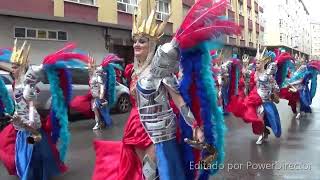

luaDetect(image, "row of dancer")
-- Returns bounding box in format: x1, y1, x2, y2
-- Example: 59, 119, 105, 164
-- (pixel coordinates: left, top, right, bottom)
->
213, 47, 320, 145
0, 0, 242, 180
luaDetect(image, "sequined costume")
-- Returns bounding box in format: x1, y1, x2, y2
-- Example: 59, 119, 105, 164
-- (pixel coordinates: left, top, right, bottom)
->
241, 49, 282, 144
0, 42, 90, 179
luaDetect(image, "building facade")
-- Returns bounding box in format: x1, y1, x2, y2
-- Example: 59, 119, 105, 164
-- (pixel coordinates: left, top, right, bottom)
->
216, 0, 264, 57
0, 0, 192, 64
263, 0, 311, 58
311, 22, 320, 59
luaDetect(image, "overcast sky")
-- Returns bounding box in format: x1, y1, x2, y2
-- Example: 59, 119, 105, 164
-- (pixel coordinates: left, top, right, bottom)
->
305, 0, 320, 23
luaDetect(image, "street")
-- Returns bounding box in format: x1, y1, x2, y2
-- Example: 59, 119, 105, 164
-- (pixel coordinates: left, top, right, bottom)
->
1, 87, 320, 180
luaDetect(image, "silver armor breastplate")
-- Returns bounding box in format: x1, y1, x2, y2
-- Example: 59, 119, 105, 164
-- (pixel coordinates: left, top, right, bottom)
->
257, 74, 272, 101
13, 85, 41, 130
136, 73, 177, 144
90, 72, 103, 98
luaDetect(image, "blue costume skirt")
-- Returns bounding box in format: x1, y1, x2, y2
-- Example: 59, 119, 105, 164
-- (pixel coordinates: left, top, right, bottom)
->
15, 129, 61, 180
263, 102, 281, 137
155, 139, 186, 180
94, 99, 112, 126
299, 87, 312, 113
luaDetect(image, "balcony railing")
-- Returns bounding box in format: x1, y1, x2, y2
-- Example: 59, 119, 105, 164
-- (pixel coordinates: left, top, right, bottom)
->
229, 37, 237, 45
254, 2, 258, 12
228, 9, 236, 22
248, 19, 253, 30
247, 0, 252, 8
240, 40, 246, 47
239, 15, 245, 27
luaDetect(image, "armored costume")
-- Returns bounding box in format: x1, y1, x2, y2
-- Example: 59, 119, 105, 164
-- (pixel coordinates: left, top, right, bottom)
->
0, 42, 90, 179
240, 48, 282, 145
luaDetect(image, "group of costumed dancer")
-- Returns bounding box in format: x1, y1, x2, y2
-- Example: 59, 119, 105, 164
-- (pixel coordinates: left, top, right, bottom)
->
0, 0, 319, 180
217, 46, 320, 145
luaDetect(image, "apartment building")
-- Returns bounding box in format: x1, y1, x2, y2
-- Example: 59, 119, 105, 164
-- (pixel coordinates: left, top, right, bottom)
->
263, 0, 311, 58
0, 0, 193, 64
311, 22, 320, 59
219, 0, 264, 57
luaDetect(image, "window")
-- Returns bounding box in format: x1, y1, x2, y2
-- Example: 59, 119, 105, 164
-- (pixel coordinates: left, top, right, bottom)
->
48, 31, 57, 39
14, 28, 25, 38
156, 0, 170, 21
14, 27, 68, 41
26, 29, 36, 38
37, 30, 47, 39
255, 12, 258, 21
239, 1, 243, 15
58, 31, 68, 41
249, 31, 252, 42
183, 5, 189, 18
247, 8, 252, 19
65, 0, 96, 6
117, 0, 138, 14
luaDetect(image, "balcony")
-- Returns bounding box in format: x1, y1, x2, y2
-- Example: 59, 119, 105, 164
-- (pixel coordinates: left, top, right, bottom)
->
228, 9, 236, 22
239, 15, 244, 27
240, 40, 246, 47
182, 0, 194, 7
248, 19, 253, 30
254, 2, 258, 12
256, 23, 259, 33
247, 0, 252, 8
229, 37, 237, 45
259, 6, 264, 13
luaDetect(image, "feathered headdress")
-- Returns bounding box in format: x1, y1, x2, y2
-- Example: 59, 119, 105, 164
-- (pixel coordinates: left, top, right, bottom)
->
100, 54, 122, 107
132, 0, 170, 39
177, 0, 241, 178
42, 43, 90, 162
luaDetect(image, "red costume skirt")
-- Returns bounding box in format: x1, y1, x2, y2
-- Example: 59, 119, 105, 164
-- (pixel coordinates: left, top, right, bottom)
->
92, 107, 152, 180
280, 88, 299, 114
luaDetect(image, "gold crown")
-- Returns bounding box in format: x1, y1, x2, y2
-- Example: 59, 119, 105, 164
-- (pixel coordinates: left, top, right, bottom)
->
132, 0, 170, 40
256, 47, 271, 65
10, 39, 30, 66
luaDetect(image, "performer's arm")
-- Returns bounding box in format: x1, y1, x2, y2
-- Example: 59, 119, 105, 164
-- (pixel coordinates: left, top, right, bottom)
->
164, 82, 204, 142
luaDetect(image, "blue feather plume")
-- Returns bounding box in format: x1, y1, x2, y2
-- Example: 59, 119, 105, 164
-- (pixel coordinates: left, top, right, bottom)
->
0, 77, 14, 115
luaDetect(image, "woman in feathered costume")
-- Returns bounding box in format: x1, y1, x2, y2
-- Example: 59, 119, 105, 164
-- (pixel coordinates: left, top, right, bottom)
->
241, 48, 282, 145
92, 0, 240, 179
87, 54, 120, 130
227, 53, 256, 118
281, 58, 320, 118
0, 40, 90, 180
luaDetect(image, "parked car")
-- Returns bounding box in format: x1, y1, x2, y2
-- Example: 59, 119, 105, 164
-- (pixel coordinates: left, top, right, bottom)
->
0, 67, 131, 117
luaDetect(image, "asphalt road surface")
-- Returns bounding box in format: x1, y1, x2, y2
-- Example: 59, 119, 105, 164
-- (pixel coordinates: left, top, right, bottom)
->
1, 85, 320, 180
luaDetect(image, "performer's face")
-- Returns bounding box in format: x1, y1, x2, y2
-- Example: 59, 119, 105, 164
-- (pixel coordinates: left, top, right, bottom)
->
11, 63, 20, 76
133, 36, 149, 61
256, 61, 262, 71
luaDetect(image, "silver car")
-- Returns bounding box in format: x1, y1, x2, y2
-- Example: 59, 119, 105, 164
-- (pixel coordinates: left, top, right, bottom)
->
0, 68, 131, 117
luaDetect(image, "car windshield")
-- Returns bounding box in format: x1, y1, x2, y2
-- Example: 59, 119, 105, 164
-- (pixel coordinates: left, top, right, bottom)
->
41, 68, 89, 85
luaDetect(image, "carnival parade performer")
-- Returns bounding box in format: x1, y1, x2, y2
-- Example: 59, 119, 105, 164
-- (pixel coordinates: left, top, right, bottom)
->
0, 41, 90, 180
87, 54, 121, 130
93, 0, 241, 179
281, 58, 320, 118
226, 54, 255, 118
239, 48, 282, 145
